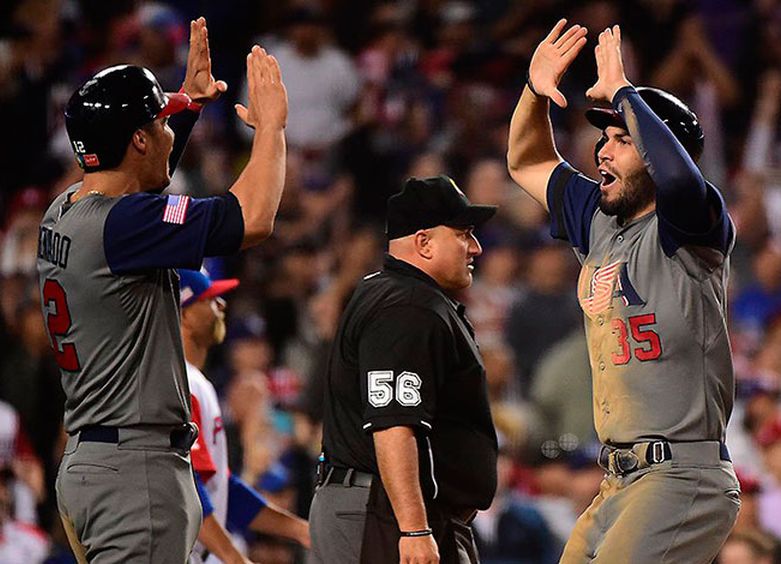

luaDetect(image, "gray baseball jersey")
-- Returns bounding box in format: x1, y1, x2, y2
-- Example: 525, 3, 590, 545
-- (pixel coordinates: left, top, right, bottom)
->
547, 162, 735, 445
37, 185, 243, 432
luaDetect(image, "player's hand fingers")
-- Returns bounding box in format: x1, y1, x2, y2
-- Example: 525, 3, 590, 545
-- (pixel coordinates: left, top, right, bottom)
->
550, 88, 567, 108
553, 24, 582, 49
246, 52, 257, 99
613, 24, 621, 43
269, 55, 282, 84
562, 36, 588, 66
558, 26, 587, 53
234, 103, 249, 123
544, 18, 567, 43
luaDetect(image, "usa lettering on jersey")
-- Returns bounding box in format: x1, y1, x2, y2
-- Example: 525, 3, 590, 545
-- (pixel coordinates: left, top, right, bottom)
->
579, 261, 645, 315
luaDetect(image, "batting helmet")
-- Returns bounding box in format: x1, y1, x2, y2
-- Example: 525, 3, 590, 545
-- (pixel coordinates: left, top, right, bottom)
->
586, 87, 704, 164
64, 65, 190, 172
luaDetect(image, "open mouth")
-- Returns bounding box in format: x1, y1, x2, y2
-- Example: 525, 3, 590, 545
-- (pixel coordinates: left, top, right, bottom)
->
599, 169, 617, 188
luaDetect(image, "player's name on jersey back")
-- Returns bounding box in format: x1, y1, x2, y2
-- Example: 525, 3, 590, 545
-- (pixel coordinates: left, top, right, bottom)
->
38, 226, 72, 269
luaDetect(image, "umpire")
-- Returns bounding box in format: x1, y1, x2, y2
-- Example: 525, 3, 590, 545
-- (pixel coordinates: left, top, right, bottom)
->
309, 176, 499, 564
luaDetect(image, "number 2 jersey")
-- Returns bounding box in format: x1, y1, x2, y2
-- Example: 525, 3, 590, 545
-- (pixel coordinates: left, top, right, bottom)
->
547, 161, 735, 445
36, 187, 243, 433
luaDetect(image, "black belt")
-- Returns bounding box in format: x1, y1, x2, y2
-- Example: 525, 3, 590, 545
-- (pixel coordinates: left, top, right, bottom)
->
75, 423, 199, 451
322, 466, 374, 488
598, 440, 731, 476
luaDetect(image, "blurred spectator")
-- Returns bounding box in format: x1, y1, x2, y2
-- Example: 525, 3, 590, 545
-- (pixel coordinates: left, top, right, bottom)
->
240, 5, 360, 152
717, 530, 778, 564
732, 243, 781, 347
467, 244, 522, 350
129, 2, 187, 89
473, 449, 559, 564
0, 400, 45, 525
733, 470, 766, 536
756, 414, 781, 539
530, 330, 596, 450
727, 379, 781, 478
0, 467, 49, 564
0, 186, 48, 276
505, 244, 580, 396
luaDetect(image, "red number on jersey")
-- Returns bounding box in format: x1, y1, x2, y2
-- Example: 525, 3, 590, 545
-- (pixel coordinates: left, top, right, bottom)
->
42, 279, 81, 372
610, 313, 662, 365
629, 313, 662, 361
610, 318, 631, 365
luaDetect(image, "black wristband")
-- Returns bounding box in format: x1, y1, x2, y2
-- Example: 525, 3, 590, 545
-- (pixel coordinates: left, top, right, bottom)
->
400, 528, 433, 537
526, 69, 542, 97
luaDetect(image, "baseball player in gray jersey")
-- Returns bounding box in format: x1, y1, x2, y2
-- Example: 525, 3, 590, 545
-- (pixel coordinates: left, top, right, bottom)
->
507, 20, 740, 563
36, 18, 288, 563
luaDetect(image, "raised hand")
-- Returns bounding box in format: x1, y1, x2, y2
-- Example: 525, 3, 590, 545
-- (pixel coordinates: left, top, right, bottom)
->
235, 45, 288, 130
528, 18, 588, 108
181, 17, 228, 103
586, 25, 632, 103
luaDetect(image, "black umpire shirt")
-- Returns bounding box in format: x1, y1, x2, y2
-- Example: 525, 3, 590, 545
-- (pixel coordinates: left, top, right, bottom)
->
322, 254, 498, 511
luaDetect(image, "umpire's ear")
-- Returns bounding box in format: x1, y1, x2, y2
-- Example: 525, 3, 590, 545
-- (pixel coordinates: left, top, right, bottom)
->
413, 229, 434, 259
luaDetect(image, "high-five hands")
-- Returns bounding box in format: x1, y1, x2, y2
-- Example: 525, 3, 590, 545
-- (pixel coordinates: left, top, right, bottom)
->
527, 18, 588, 108
586, 25, 633, 103
235, 46, 288, 130
182, 17, 228, 103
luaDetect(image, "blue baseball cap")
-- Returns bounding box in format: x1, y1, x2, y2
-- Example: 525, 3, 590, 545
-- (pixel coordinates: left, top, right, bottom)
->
178, 269, 239, 308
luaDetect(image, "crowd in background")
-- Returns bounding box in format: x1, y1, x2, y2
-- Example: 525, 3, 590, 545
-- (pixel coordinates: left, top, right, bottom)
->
1, 0, 781, 562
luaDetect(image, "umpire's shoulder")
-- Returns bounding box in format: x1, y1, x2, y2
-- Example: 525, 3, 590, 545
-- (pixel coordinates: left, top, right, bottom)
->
362, 268, 453, 325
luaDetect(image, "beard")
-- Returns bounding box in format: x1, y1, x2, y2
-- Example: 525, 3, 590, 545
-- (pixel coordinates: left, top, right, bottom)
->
598, 167, 656, 222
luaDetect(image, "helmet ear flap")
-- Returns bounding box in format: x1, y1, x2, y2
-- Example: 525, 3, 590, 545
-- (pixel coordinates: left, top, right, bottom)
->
594, 135, 607, 166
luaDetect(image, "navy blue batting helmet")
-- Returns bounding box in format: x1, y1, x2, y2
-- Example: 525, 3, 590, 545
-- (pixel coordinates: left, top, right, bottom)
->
64, 65, 189, 172
587, 87, 704, 164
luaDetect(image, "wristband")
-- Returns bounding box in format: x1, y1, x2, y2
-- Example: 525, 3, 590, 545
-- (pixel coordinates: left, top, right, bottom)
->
526, 69, 542, 97
400, 528, 433, 537
178, 87, 203, 112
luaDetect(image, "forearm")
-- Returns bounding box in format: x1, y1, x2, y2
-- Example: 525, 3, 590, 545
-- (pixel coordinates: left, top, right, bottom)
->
199, 514, 248, 564
614, 87, 709, 228
373, 426, 428, 531
249, 502, 310, 547
168, 110, 199, 175
231, 125, 286, 247
507, 86, 561, 208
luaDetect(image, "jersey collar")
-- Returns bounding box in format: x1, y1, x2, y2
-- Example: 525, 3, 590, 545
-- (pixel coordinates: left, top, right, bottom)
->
383, 253, 464, 313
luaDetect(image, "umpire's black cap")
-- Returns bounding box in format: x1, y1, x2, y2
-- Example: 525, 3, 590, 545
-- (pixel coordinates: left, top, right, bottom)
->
65, 65, 190, 172
585, 86, 704, 162
386, 175, 497, 240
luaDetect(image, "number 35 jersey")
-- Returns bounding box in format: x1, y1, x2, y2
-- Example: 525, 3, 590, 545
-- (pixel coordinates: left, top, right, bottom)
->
36, 185, 243, 433
547, 162, 735, 445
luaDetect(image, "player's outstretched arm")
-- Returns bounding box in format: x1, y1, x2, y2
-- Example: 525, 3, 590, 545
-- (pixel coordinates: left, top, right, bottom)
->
231, 46, 288, 248
249, 502, 310, 548
199, 514, 256, 564
507, 19, 587, 209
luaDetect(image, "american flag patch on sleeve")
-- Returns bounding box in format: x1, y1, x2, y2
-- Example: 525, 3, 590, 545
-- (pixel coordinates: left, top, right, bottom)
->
162, 195, 190, 224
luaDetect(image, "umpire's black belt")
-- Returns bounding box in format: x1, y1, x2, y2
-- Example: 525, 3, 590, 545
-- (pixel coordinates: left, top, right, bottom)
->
598, 440, 731, 476
73, 423, 199, 451
321, 466, 374, 488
